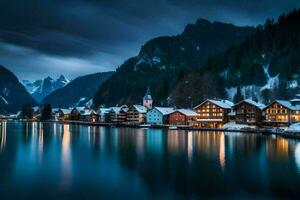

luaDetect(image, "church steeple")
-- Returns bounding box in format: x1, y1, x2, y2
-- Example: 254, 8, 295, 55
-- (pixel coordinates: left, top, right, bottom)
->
143, 86, 153, 109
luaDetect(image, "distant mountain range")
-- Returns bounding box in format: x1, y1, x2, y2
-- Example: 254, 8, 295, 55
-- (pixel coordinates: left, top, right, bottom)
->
93, 18, 255, 107
43, 72, 113, 108
22, 75, 70, 102
0, 65, 36, 114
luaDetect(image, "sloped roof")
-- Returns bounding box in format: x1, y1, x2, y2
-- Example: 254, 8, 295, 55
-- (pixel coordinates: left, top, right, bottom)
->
60, 109, 72, 115
98, 108, 111, 114
154, 107, 175, 115
194, 99, 233, 109
132, 105, 147, 113
81, 109, 97, 116
235, 99, 265, 110
264, 100, 300, 111
143, 87, 152, 100
175, 109, 199, 116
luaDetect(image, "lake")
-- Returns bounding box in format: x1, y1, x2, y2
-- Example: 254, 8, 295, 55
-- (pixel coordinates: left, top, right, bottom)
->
0, 122, 299, 199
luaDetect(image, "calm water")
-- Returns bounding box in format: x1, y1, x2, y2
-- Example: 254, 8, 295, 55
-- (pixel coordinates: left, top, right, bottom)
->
0, 122, 299, 199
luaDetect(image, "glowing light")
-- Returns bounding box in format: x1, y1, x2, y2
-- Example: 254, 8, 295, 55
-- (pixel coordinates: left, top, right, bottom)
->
0, 121, 7, 152
187, 131, 193, 163
295, 144, 300, 173
219, 133, 226, 171
60, 124, 72, 189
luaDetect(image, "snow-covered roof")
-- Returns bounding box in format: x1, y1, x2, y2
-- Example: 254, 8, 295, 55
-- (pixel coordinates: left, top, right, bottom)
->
154, 107, 175, 115
59, 109, 72, 115
109, 107, 127, 114
194, 99, 233, 109
132, 105, 147, 113
32, 106, 40, 112
75, 106, 86, 112
98, 108, 111, 114
264, 100, 300, 111
175, 109, 199, 116
235, 99, 265, 110
81, 109, 97, 116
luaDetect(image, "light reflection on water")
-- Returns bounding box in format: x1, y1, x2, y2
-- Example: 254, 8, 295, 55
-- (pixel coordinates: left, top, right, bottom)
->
0, 122, 299, 199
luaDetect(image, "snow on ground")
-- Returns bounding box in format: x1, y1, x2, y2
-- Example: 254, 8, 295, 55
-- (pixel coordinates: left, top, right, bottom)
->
224, 122, 256, 130
286, 122, 300, 132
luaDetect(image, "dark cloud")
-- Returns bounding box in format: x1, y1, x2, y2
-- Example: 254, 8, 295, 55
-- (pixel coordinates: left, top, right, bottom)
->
0, 0, 299, 80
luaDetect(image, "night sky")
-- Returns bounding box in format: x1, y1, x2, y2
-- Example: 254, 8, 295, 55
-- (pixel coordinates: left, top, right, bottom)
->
0, 0, 299, 81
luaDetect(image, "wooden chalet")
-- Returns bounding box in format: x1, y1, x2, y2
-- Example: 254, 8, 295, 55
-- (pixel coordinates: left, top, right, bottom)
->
55, 108, 72, 121
105, 106, 128, 124
98, 108, 111, 123
168, 109, 199, 126
263, 96, 300, 126
126, 105, 147, 124
193, 99, 234, 128
234, 99, 265, 125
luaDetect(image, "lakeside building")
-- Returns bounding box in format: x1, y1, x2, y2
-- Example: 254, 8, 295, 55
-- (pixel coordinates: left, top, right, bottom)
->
105, 106, 128, 124
263, 95, 300, 126
55, 108, 72, 121
168, 109, 199, 126
126, 105, 147, 124
98, 108, 111, 123
79, 109, 99, 122
234, 99, 265, 125
193, 99, 234, 128
146, 107, 175, 125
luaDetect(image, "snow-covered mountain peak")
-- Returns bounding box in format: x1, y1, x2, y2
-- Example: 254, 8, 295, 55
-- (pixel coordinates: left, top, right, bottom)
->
22, 75, 70, 102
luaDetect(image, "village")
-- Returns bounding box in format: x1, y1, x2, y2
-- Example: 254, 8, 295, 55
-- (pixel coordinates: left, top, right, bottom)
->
2, 87, 300, 135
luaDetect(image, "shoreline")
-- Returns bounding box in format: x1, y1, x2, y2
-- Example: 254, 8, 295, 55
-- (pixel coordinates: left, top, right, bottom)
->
1, 120, 300, 140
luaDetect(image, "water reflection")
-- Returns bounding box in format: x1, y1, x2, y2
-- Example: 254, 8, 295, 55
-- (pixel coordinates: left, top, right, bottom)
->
0, 122, 299, 199
0, 121, 6, 152
60, 124, 72, 189
295, 144, 300, 173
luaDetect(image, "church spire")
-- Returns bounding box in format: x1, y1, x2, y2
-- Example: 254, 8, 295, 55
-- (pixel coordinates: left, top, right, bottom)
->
143, 86, 153, 109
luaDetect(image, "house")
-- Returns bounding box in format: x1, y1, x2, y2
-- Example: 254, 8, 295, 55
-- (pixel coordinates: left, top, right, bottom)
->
234, 99, 265, 125
193, 99, 234, 128
126, 105, 147, 124
70, 106, 90, 121
55, 108, 72, 121
146, 107, 175, 125
106, 106, 128, 124
263, 95, 300, 126
79, 109, 99, 122
98, 108, 111, 123
168, 109, 199, 126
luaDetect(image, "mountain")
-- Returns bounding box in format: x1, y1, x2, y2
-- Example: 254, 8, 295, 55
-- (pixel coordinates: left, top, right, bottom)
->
43, 72, 114, 108
0, 65, 36, 114
172, 9, 300, 106
22, 75, 70, 102
93, 19, 255, 107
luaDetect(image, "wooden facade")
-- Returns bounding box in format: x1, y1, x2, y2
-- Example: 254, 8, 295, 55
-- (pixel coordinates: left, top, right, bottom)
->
193, 99, 233, 128
264, 100, 300, 126
234, 100, 264, 125
168, 109, 199, 126
126, 105, 147, 124
106, 107, 128, 124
